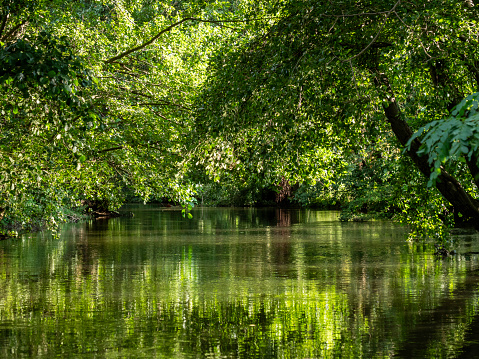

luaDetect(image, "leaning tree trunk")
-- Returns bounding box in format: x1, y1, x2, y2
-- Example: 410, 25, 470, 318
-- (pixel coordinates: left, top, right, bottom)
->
372, 70, 479, 230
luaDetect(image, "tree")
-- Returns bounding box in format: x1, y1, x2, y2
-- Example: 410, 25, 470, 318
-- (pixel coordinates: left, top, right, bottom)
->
194, 0, 479, 233
0, 0, 243, 236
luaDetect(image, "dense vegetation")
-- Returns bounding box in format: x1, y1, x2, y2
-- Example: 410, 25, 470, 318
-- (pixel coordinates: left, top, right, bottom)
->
1, 0, 479, 241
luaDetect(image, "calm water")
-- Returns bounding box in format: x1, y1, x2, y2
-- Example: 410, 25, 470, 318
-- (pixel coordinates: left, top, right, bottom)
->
1, 206, 479, 358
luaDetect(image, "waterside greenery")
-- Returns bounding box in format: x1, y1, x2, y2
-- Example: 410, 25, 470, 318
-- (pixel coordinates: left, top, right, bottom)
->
1, 0, 479, 241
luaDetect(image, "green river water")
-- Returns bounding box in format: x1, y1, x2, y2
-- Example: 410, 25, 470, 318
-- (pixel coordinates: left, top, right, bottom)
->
1, 206, 479, 358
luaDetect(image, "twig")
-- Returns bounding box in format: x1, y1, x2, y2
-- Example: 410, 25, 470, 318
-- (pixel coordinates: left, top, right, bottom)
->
342, 0, 401, 63
138, 101, 190, 110
393, 10, 432, 59
321, 10, 395, 18
104, 17, 249, 64
0, 13, 9, 40
150, 109, 182, 126
98, 146, 124, 153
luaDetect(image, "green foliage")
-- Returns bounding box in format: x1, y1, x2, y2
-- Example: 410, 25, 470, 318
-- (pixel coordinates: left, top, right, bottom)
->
0, 29, 98, 236
407, 92, 479, 187
195, 181, 279, 207
181, 202, 194, 219
0, 30, 94, 99
292, 181, 339, 209
396, 171, 454, 243
193, 0, 479, 237
0, 0, 235, 236
338, 157, 400, 222
2, 0, 479, 239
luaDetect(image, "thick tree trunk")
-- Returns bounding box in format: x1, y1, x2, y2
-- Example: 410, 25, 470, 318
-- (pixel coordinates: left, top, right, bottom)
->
372, 71, 479, 230
467, 155, 479, 190
468, 60, 479, 90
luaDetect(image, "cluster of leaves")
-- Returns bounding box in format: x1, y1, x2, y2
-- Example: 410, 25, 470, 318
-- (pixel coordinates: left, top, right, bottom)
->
408, 92, 479, 187
338, 154, 400, 222
2, 0, 479, 240
0, 29, 97, 236
0, 0, 251, 236
397, 181, 453, 243
193, 0, 479, 238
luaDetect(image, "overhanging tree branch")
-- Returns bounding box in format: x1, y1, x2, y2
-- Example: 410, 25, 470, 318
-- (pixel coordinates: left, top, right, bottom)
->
371, 70, 479, 228
0, 13, 9, 39
104, 17, 247, 64
342, 0, 400, 63
105, 18, 194, 64
138, 101, 190, 110
98, 146, 124, 153
0, 20, 28, 42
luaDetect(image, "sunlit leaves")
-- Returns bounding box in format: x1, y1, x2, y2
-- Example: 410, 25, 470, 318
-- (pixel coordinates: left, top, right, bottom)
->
0, 0, 222, 235
193, 0, 479, 233
407, 92, 479, 187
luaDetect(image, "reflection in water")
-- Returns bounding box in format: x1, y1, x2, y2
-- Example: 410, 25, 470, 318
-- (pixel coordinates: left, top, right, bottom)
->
0, 206, 479, 357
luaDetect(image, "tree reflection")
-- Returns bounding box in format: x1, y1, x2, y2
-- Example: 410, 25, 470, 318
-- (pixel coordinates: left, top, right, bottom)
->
0, 208, 478, 357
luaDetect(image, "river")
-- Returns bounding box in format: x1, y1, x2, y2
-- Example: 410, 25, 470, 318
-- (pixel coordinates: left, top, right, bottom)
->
1, 206, 479, 358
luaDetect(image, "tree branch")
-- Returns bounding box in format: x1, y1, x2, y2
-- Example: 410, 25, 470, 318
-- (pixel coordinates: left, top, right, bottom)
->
469, 61, 479, 90
341, 0, 401, 63
321, 9, 394, 18
138, 101, 190, 110
0, 20, 28, 42
98, 146, 124, 153
371, 69, 479, 226
115, 70, 141, 78
105, 18, 194, 64
467, 155, 479, 190
118, 86, 154, 99
104, 17, 246, 64
150, 109, 182, 126
0, 13, 9, 40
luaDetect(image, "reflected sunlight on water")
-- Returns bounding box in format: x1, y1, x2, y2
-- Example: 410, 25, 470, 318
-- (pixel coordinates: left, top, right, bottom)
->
0, 206, 479, 358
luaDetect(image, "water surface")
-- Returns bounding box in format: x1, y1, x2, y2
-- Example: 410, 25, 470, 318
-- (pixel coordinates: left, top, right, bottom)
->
1, 206, 479, 358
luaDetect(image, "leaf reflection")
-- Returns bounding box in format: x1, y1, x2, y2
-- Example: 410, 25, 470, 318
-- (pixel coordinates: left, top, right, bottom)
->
0, 207, 478, 358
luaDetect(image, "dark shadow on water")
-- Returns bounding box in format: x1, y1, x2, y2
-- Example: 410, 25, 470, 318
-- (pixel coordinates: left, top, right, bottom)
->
393, 267, 479, 358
